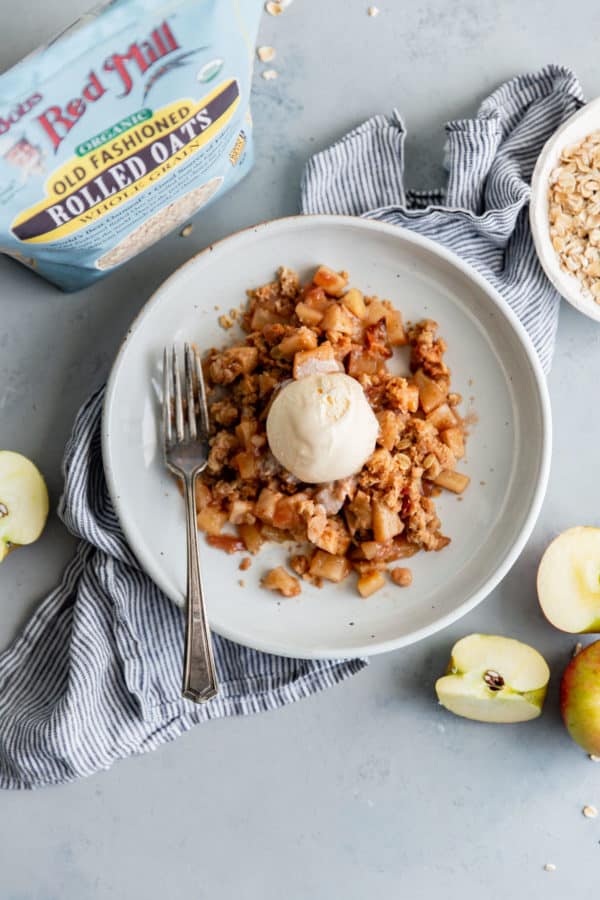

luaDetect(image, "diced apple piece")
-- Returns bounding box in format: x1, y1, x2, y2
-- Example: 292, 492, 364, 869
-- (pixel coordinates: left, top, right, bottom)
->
385, 306, 407, 347
295, 301, 324, 327
258, 373, 278, 397
255, 487, 282, 524
250, 307, 282, 330
0, 451, 49, 561
364, 298, 388, 326
347, 350, 384, 378
301, 285, 330, 311
352, 559, 387, 574
359, 541, 389, 561
364, 319, 392, 358
372, 500, 404, 543
363, 298, 406, 345
231, 451, 257, 479
413, 368, 447, 413
206, 534, 246, 554
260, 524, 292, 543
354, 539, 416, 565
435, 634, 550, 723
272, 494, 309, 531
537, 526, 600, 633
261, 566, 301, 598
342, 288, 367, 319
432, 470, 470, 494
311, 518, 351, 556
313, 265, 348, 297
237, 522, 264, 554
320, 304, 361, 338
440, 426, 465, 459
235, 419, 258, 450
376, 410, 401, 451
427, 403, 457, 431
228, 499, 255, 525
309, 550, 352, 583
273, 327, 317, 358
357, 570, 386, 598
197, 505, 228, 535
293, 342, 343, 380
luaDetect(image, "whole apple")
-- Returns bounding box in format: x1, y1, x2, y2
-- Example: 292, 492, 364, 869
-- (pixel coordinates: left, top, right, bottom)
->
560, 641, 600, 755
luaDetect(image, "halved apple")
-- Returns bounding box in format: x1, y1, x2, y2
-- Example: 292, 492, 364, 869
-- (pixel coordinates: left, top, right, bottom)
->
435, 634, 550, 723
537, 526, 600, 633
0, 451, 49, 561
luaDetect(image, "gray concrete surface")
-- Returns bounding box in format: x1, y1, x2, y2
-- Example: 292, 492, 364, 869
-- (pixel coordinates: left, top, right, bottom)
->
2, 1, 600, 897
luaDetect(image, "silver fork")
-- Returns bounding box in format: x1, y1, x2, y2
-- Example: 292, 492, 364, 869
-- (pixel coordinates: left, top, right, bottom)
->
163, 343, 218, 703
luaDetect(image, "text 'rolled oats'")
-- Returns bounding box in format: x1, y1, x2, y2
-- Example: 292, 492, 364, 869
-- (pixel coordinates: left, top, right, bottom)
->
0, 0, 264, 291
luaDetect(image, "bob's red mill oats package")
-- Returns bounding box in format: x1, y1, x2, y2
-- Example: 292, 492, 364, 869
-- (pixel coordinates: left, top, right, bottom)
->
0, 0, 262, 290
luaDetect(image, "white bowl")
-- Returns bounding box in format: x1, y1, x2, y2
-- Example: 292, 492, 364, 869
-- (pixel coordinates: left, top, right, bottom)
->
530, 97, 600, 322
103, 215, 551, 659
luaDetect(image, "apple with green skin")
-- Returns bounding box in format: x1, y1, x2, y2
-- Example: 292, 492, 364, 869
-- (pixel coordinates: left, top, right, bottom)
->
537, 526, 600, 633
0, 451, 49, 562
435, 634, 550, 723
561, 641, 600, 755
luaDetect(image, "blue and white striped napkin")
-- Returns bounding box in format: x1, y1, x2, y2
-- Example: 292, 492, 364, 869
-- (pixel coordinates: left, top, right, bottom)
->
0, 65, 582, 788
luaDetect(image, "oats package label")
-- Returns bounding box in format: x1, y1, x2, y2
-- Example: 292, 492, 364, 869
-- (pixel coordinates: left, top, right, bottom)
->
0, 0, 262, 291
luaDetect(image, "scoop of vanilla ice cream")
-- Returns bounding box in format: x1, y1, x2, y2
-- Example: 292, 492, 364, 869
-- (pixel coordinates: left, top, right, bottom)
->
266, 372, 379, 484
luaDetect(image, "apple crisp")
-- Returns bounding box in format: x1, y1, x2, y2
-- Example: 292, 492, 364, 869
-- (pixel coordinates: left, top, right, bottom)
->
197, 265, 470, 598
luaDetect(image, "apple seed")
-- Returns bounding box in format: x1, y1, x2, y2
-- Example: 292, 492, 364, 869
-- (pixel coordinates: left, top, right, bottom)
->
483, 669, 505, 691
0, 502, 7, 518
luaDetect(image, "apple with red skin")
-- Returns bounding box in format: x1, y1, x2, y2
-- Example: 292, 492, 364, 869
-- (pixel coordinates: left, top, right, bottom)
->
561, 641, 600, 755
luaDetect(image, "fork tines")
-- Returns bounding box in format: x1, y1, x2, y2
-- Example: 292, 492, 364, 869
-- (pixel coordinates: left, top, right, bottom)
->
163, 344, 209, 446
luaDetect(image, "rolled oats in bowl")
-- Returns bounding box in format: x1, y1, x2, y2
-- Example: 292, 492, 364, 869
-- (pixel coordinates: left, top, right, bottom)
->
0, 0, 263, 291
549, 130, 600, 303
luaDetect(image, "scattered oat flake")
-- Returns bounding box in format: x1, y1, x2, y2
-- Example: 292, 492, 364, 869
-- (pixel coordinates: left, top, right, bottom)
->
265, 1, 284, 15
262, 68, 278, 80
590, 754, 600, 762
543, 863, 556, 872
367, 5, 379, 15
583, 805, 598, 818
239, 557, 252, 571
219, 314, 234, 330
238, 579, 246, 587
180, 223, 193, 238
257, 45, 276, 62
573, 641, 584, 657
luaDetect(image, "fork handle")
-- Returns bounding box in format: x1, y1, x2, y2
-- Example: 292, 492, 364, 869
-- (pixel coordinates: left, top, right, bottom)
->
181, 473, 219, 703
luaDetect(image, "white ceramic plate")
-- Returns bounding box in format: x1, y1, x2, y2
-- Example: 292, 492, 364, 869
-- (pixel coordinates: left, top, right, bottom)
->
103, 215, 551, 659
530, 97, 600, 321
